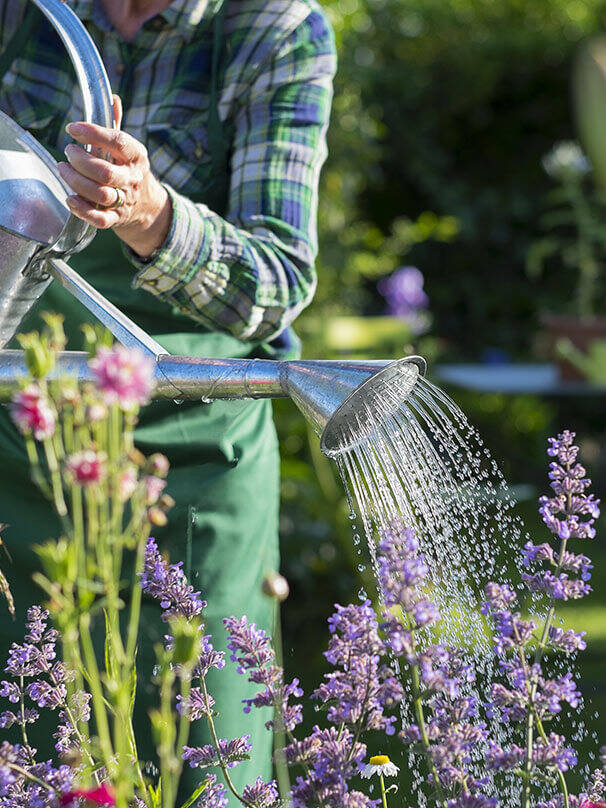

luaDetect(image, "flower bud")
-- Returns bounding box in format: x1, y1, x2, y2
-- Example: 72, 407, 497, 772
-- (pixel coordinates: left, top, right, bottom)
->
86, 402, 108, 423
145, 475, 166, 506
148, 507, 168, 527
128, 448, 147, 467
168, 617, 202, 669
116, 466, 138, 502
262, 572, 290, 602
149, 453, 170, 477
59, 385, 80, 407
40, 313, 67, 352
17, 332, 54, 379
160, 494, 175, 511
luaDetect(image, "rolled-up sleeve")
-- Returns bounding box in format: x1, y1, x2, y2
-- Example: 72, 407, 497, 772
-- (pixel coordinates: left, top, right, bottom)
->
131, 6, 336, 342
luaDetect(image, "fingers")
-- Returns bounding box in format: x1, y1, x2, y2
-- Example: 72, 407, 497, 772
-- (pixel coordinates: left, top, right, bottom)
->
57, 161, 123, 208
66, 121, 143, 163
65, 194, 121, 230
62, 144, 130, 187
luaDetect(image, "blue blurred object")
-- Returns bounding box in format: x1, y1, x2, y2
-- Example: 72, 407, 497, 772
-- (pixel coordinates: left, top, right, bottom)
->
481, 347, 511, 365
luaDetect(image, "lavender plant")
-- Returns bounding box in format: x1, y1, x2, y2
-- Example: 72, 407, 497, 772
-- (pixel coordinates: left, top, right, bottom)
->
483, 431, 601, 808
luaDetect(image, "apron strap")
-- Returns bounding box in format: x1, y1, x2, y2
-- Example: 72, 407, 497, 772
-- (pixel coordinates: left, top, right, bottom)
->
0, 6, 37, 83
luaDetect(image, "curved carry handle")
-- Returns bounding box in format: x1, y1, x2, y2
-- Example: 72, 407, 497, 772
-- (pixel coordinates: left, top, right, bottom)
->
29, 0, 114, 255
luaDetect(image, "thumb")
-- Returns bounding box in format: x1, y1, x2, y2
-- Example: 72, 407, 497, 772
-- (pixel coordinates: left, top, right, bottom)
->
112, 94, 123, 130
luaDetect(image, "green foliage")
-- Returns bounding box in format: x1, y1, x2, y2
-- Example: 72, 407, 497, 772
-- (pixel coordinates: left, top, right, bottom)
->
310, 0, 606, 355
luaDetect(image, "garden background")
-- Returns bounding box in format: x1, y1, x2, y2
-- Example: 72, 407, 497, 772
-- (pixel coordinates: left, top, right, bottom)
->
275, 0, 606, 792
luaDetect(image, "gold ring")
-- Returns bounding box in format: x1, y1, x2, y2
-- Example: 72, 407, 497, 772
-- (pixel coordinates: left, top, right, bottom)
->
108, 187, 126, 210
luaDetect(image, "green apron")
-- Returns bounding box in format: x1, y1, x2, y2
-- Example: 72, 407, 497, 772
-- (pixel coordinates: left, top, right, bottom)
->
0, 5, 281, 801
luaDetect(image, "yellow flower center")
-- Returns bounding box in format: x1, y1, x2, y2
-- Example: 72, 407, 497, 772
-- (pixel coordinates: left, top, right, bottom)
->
370, 755, 390, 765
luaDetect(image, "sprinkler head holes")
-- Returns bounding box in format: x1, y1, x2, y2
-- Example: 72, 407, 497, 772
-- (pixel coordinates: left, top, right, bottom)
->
320, 356, 426, 457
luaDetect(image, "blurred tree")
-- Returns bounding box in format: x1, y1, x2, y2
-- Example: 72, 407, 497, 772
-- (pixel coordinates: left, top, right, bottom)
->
311, 0, 606, 356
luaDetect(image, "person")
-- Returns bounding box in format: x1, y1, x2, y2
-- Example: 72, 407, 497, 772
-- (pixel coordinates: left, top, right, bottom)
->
0, 0, 336, 799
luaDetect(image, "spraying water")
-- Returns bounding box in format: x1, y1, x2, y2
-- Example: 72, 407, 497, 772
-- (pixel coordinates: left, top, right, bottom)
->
326, 369, 520, 656
323, 365, 530, 804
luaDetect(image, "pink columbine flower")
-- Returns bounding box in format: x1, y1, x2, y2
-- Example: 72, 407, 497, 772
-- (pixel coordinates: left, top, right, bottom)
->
10, 384, 55, 440
61, 783, 115, 806
65, 450, 107, 486
89, 346, 155, 411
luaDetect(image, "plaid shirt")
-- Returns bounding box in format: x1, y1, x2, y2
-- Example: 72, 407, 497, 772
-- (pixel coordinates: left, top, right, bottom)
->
0, 0, 335, 342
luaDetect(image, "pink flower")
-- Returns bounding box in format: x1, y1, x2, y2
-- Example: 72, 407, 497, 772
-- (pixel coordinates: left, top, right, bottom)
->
89, 346, 155, 411
10, 384, 55, 440
117, 466, 138, 502
145, 475, 167, 505
65, 450, 107, 486
61, 783, 115, 806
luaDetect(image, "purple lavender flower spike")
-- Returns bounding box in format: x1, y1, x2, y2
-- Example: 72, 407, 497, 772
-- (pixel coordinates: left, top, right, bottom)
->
0, 741, 74, 807
177, 686, 215, 721
182, 735, 252, 769
446, 796, 498, 808
140, 537, 206, 620
548, 627, 587, 653
241, 777, 280, 807
223, 615, 304, 732
287, 725, 377, 808
1, 604, 90, 762
198, 773, 228, 808
312, 601, 402, 735
140, 538, 225, 682
483, 432, 599, 799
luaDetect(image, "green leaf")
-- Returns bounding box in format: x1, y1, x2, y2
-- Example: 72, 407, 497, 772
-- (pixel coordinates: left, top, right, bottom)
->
104, 610, 117, 681
178, 781, 208, 808
147, 781, 162, 808
128, 663, 137, 717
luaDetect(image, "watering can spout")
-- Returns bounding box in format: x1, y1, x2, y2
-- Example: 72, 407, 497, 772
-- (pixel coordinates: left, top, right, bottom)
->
281, 357, 426, 455
0, 352, 427, 456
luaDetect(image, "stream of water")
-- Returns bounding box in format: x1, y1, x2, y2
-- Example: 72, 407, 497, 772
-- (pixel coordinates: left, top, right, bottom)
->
325, 365, 529, 804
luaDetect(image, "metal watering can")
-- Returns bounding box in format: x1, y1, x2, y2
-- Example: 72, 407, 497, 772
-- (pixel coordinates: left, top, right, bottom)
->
0, 0, 426, 456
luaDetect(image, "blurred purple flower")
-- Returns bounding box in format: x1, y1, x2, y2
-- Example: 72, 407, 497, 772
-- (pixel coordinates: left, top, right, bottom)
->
378, 266, 429, 316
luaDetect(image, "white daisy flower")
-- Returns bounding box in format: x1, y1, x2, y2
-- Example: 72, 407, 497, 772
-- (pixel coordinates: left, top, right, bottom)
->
360, 754, 400, 779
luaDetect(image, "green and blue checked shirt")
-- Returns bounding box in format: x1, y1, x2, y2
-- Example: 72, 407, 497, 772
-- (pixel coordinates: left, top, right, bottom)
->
0, 0, 336, 343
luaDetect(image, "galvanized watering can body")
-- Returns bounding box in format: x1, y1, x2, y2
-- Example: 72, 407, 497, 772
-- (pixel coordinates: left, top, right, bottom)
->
0, 0, 113, 347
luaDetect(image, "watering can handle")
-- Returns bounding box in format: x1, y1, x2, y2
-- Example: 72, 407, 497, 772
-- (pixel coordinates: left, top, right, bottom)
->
29, 0, 114, 253
47, 258, 167, 359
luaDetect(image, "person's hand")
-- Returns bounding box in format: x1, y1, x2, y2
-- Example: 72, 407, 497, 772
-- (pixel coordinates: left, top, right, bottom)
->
58, 95, 172, 259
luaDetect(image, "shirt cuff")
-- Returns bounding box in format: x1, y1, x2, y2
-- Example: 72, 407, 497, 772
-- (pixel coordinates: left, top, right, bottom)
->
129, 184, 212, 295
